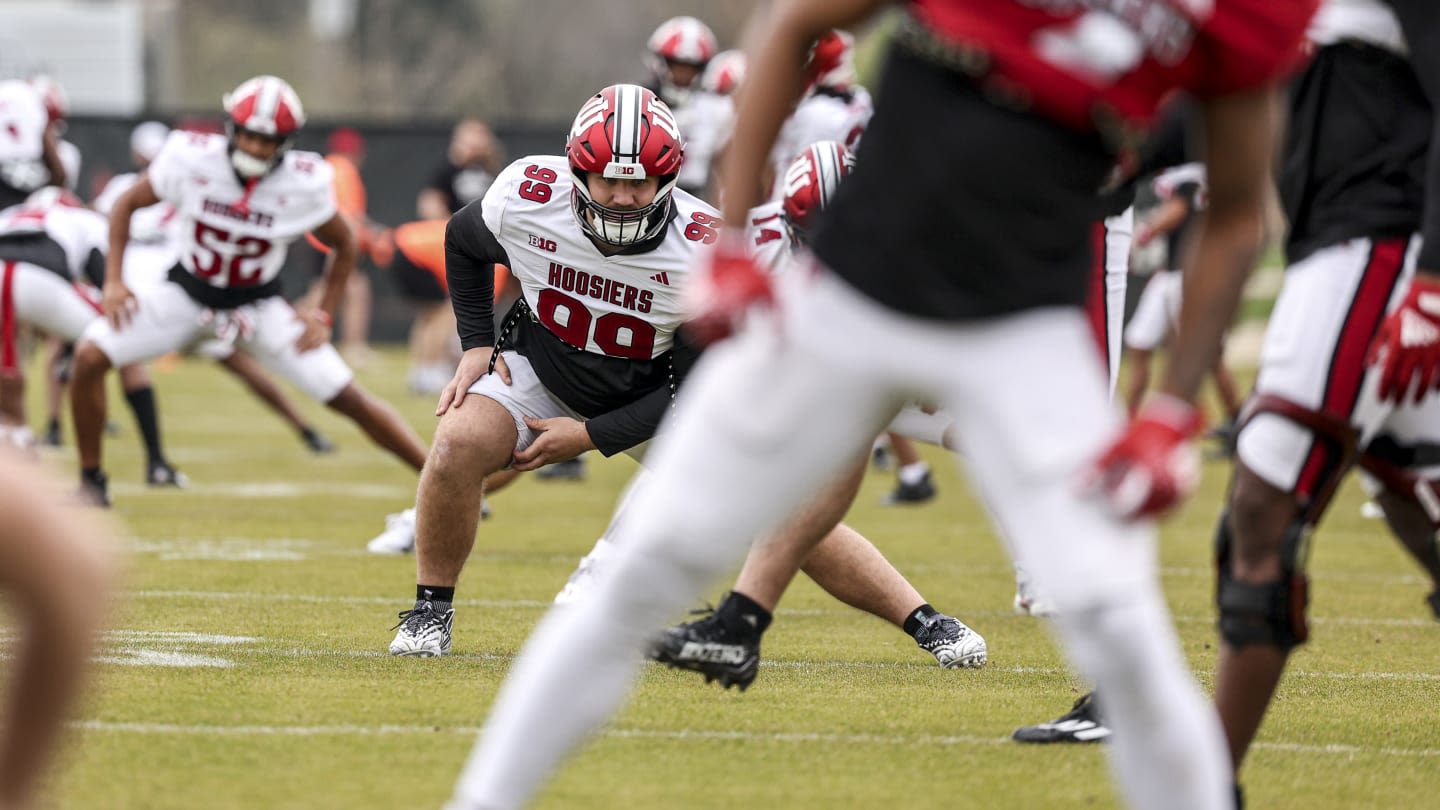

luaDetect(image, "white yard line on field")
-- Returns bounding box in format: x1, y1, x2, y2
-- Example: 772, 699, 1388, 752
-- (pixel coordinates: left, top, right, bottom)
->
70, 720, 1440, 759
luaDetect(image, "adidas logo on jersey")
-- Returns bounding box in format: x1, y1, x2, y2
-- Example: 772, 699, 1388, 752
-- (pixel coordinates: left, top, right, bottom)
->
650, 272, 670, 286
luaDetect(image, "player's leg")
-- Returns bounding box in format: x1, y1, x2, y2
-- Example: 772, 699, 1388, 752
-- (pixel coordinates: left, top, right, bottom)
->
941, 308, 1229, 810
325, 384, 427, 470
115, 362, 184, 486
1216, 236, 1412, 772
215, 349, 334, 453
0, 452, 114, 809
449, 273, 899, 807
882, 432, 936, 504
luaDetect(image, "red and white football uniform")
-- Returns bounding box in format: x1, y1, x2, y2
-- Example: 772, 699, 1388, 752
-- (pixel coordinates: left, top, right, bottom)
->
463, 154, 715, 454
81, 131, 354, 402
0, 80, 51, 208
0, 200, 108, 371
675, 92, 734, 197
769, 88, 872, 198
92, 171, 183, 292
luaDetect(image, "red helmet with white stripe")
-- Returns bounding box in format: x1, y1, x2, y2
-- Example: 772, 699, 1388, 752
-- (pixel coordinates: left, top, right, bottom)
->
700, 50, 746, 96
781, 141, 855, 241
566, 84, 684, 248
804, 30, 857, 91
222, 75, 306, 178
646, 16, 718, 106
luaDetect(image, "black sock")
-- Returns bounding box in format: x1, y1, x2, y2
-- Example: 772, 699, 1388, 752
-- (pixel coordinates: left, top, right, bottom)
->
81, 467, 106, 486
717, 591, 772, 636
123, 386, 165, 464
903, 604, 942, 638
417, 585, 455, 610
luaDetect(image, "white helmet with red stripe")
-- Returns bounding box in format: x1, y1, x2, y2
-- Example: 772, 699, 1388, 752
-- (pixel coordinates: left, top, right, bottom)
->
646, 16, 718, 106
222, 75, 306, 178
566, 84, 684, 248
700, 50, 746, 96
781, 141, 855, 242
26, 74, 68, 126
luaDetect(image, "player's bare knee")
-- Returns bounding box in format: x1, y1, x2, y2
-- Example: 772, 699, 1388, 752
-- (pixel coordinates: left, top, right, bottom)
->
71, 342, 112, 384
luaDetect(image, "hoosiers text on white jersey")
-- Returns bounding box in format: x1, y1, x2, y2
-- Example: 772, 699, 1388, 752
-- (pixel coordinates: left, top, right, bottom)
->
481, 154, 716, 360
146, 131, 336, 289
0, 199, 108, 282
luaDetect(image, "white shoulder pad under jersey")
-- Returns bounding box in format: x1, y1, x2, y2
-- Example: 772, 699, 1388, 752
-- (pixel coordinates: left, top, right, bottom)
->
1310, 0, 1406, 53
0, 81, 47, 164
481, 154, 717, 359
0, 202, 108, 281
744, 200, 795, 276
146, 131, 336, 289
94, 171, 181, 246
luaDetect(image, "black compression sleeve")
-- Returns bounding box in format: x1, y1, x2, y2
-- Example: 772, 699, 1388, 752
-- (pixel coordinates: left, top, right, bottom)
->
444, 201, 510, 350
1388, 0, 1440, 269
584, 331, 703, 456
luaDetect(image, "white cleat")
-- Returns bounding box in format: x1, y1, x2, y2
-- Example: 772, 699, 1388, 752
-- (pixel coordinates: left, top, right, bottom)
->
368, 508, 417, 555
553, 538, 615, 605
915, 614, 988, 669
388, 601, 454, 656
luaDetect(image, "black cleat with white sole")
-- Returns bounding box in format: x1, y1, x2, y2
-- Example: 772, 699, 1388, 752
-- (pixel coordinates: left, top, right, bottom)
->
1012, 691, 1111, 743
648, 607, 760, 692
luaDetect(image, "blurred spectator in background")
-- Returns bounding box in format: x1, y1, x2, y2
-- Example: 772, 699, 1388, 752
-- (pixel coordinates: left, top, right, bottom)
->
369, 219, 510, 394
417, 118, 503, 220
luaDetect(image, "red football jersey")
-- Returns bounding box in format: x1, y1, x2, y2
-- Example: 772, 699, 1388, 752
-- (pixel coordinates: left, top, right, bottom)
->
908, 0, 1318, 136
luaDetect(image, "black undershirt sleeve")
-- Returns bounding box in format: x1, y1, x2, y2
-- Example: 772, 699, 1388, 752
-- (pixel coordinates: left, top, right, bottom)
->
583, 329, 704, 456
444, 201, 510, 350
1388, 0, 1440, 269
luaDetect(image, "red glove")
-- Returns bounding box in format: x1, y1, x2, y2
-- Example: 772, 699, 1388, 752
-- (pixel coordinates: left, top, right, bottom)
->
684, 237, 775, 346
1086, 394, 1203, 520
1367, 274, 1440, 404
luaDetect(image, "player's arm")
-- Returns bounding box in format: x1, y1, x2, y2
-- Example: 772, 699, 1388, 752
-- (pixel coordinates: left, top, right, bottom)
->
719, 0, 888, 224
1157, 87, 1279, 403
582, 332, 704, 457
437, 202, 510, 414
1135, 193, 1193, 247
100, 175, 162, 328
40, 127, 66, 191
295, 212, 357, 352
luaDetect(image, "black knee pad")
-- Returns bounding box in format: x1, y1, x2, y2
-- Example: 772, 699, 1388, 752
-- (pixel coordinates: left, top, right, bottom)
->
1215, 512, 1310, 651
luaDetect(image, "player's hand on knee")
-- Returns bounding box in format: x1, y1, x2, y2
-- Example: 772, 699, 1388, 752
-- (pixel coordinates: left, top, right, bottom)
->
1084, 393, 1202, 520
102, 280, 137, 329
437, 347, 503, 416
292, 308, 333, 352
1368, 274, 1440, 404
684, 237, 774, 346
511, 416, 594, 472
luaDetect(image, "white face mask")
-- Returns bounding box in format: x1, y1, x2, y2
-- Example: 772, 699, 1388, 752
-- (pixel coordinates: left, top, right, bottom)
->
587, 208, 648, 245
230, 149, 273, 179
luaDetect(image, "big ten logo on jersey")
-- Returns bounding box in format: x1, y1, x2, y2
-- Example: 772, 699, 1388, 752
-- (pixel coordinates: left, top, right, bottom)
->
518, 163, 558, 203
528, 234, 557, 252
1023, 0, 1199, 79
540, 261, 658, 359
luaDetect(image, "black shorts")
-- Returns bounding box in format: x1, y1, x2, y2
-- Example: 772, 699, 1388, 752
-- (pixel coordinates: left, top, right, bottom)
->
390, 247, 447, 303
811, 44, 1115, 320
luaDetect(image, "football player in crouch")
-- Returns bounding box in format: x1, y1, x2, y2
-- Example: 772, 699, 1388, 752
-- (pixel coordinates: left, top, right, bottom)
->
560, 141, 987, 684
71, 75, 427, 506
445, 1, 1317, 809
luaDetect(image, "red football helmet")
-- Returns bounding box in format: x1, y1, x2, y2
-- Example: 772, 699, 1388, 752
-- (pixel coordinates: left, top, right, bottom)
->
646, 16, 718, 105
804, 30, 857, 91
700, 50, 746, 96
566, 84, 684, 248
781, 141, 855, 241
222, 75, 306, 177
26, 75, 68, 126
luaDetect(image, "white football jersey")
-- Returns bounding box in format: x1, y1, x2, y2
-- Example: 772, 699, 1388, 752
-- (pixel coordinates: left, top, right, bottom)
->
0, 201, 108, 282
481, 154, 715, 359
769, 87, 872, 198
745, 200, 797, 276
146, 131, 336, 289
94, 171, 182, 246
675, 91, 734, 194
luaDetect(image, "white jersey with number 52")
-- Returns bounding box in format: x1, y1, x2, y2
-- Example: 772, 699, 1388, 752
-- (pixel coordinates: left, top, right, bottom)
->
145, 131, 336, 289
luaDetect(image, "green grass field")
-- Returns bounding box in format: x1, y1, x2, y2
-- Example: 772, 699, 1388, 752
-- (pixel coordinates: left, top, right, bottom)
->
26, 348, 1439, 809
